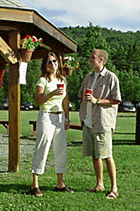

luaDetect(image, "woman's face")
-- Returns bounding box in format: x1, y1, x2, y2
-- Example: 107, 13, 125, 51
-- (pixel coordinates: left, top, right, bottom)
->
47, 55, 58, 74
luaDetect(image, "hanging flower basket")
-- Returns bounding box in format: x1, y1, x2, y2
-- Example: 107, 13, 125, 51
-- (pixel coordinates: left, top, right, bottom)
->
63, 56, 80, 76
20, 35, 43, 62
64, 67, 73, 76
20, 49, 34, 62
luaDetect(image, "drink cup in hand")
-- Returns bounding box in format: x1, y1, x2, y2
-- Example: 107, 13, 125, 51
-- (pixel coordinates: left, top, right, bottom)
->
57, 84, 64, 95
85, 89, 92, 96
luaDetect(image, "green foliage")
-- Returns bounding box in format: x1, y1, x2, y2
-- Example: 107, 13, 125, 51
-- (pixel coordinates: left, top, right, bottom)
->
118, 69, 140, 101
63, 56, 80, 69
1, 23, 140, 106
66, 67, 83, 105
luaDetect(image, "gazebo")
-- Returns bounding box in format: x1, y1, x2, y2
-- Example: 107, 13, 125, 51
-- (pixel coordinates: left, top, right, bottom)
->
0, 0, 77, 172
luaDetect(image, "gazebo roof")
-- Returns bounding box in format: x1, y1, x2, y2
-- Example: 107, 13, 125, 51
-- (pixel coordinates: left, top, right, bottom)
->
0, 0, 30, 9
0, 0, 77, 55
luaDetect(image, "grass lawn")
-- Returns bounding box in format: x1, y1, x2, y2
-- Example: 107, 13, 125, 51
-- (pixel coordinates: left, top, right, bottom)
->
0, 111, 139, 210
0, 110, 137, 143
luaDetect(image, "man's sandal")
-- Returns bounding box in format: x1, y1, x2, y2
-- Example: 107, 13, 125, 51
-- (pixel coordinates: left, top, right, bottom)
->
85, 187, 105, 193
53, 186, 74, 193
106, 191, 119, 199
27, 187, 43, 197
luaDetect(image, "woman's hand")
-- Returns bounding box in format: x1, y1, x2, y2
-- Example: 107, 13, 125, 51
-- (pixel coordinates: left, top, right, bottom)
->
53, 88, 64, 96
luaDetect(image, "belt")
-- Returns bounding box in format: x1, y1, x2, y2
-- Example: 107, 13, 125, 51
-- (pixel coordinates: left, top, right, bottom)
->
48, 111, 63, 114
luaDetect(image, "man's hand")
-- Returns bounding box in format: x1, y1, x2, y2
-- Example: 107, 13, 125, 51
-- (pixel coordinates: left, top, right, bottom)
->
84, 94, 97, 104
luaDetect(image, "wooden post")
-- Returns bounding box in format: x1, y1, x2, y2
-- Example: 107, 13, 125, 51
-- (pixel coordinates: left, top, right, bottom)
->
59, 54, 64, 76
135, 107, 140, 145
8, 30, 20, 172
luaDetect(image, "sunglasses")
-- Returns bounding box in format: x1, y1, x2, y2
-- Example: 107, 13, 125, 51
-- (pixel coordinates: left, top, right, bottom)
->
48, 59, 57, 64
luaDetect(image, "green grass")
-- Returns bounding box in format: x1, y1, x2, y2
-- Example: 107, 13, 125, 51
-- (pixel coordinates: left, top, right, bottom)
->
0, 145, 140, 210
0, 110, 136, 143
113, 112, 136, 143
0, 111, 139, 210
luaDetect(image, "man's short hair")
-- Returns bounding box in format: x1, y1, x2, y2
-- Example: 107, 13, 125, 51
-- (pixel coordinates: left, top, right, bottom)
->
94, 49, 108, 65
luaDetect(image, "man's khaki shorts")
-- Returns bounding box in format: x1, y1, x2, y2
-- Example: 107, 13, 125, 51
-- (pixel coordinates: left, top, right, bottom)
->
82, 124, 112, 159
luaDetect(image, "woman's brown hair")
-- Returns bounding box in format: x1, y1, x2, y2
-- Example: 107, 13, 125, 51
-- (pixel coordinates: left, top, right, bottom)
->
41, 52, 63, 82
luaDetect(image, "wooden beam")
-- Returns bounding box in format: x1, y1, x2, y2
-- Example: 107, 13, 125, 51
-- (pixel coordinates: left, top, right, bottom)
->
33, 12, 77, 52
0, 8, 33, 23
0, 36, 18, 64
8, 30, 20, 172
59, 54, 64, 75
0, 26, 18, 31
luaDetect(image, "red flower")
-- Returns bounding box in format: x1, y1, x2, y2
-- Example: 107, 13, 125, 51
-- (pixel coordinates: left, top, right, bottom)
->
23, 35, 43, 50
39, 38, 43, 42
25, 35, 31, 39
63, 56, 80, 70
32, 36, 37, 42
63, 58, 68, 62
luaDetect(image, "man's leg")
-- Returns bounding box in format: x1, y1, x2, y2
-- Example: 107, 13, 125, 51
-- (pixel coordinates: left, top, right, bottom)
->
92, 156, 105, 191
105, 157, 117, 192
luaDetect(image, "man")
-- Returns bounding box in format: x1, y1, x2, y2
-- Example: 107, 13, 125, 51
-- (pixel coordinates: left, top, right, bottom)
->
78, 49, 121, 199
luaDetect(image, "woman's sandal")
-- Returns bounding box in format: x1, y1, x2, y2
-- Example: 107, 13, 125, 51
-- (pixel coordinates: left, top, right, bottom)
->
106, 191, 119, 199
28, 187, 43, 197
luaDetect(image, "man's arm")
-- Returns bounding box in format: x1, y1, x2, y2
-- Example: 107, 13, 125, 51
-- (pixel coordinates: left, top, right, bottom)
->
85, 94, 121, 105
96, 98, 121, 105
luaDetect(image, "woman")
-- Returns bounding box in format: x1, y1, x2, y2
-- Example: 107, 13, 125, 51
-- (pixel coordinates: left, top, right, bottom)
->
30, 52, 71, 197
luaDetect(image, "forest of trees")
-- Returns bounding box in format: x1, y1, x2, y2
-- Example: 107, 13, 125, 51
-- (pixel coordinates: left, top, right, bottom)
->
1, 23, 140, 109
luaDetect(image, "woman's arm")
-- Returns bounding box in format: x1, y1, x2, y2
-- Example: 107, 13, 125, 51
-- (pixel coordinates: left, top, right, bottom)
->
62, 89, 70, 129
34, 86, 60, 106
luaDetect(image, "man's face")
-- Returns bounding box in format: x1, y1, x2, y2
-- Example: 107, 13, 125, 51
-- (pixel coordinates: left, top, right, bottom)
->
89, 51, 100, 70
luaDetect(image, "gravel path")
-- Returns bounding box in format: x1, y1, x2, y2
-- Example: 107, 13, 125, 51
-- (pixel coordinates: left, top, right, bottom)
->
0, 134, 35, 172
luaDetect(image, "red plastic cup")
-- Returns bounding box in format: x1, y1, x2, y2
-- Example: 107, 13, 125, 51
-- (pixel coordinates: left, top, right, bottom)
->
85, 89, 92, 96
57, 84, 64, 95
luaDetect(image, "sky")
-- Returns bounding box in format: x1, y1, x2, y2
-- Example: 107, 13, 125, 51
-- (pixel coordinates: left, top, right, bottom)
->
18, 0, 140, 32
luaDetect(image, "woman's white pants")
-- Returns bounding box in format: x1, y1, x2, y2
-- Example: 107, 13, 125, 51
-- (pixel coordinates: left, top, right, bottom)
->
31, 112, 67, 175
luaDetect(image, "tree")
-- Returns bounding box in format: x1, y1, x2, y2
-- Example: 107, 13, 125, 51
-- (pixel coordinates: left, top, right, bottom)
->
66, 23, 116, 106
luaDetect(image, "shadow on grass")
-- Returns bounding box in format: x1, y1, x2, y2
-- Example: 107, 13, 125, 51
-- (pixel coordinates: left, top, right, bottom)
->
67, 140, 136, 146
0, 171, 8, 173
113, 140, 136, 145
114, 132, 135, 135
0, 184, 54, 194
20, 135, 137, 146
20, 136, 36, 141
0, 184, 79, 194
0, 185, 95, 195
